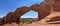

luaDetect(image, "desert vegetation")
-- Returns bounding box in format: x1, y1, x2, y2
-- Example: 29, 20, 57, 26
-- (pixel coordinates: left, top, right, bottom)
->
20, 18, 38, 25
0, 17, 38, 25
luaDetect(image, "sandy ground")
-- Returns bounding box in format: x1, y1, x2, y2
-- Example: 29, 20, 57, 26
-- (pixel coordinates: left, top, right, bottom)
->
1, 22, 60, 26
20, 22, 60, 26
1, 23, 60, 26
0, 23, 19, 26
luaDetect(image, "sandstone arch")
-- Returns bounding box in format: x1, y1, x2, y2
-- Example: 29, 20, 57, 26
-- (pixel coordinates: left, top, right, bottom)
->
30, 4, 50, 20
1, 0, 59, 25
15, 6, 31, 16
0, 6, 31, 25
0, 4, 51, 25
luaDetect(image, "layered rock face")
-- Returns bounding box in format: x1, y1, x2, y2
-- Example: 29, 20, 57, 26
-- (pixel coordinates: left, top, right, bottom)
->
46, 0, 60, 21
30, 4, 50, 20
51, 0, 60, 21
40, 0, 60, 24
52, 0, 60, 11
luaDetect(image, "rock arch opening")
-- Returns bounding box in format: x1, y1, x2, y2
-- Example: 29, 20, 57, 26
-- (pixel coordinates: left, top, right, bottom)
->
21, 10, 38, 18
20, 10, 38, 24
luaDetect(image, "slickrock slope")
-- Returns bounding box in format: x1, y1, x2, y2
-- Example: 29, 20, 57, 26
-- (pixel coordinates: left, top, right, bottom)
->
39, 0, 60, 24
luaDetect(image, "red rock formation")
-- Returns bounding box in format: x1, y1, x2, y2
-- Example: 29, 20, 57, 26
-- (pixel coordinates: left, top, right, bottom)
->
0, 3, 51, 25
2, 0, 60, 25
15, 6, 31, 16
46, 0, 60, 22
15, 6, 31, 24
0, 12, 17, 24
39, 0, 60, 24
0, 6, 30, 25
46, 0, 60, 21
52, 0, 60, 11
46, 16, 60, 22
38, 2, 51, 20
30, 4, 50, 21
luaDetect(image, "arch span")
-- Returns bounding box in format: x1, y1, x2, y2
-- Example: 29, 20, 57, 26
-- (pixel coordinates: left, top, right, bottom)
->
0, 0, 51, 25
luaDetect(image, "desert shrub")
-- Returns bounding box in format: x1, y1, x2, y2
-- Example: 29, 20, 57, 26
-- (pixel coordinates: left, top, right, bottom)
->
20, 18, 37, 24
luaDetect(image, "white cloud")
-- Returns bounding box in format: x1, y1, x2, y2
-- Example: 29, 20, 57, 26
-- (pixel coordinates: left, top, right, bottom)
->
0, 15, 3, 18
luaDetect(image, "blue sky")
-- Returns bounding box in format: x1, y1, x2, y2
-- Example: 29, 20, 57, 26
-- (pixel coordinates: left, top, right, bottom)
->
0, 0, 44, 18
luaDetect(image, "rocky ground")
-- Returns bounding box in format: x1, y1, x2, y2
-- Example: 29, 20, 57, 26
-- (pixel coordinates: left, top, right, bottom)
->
0, 22, 60, 26
2, 21, 60, 26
